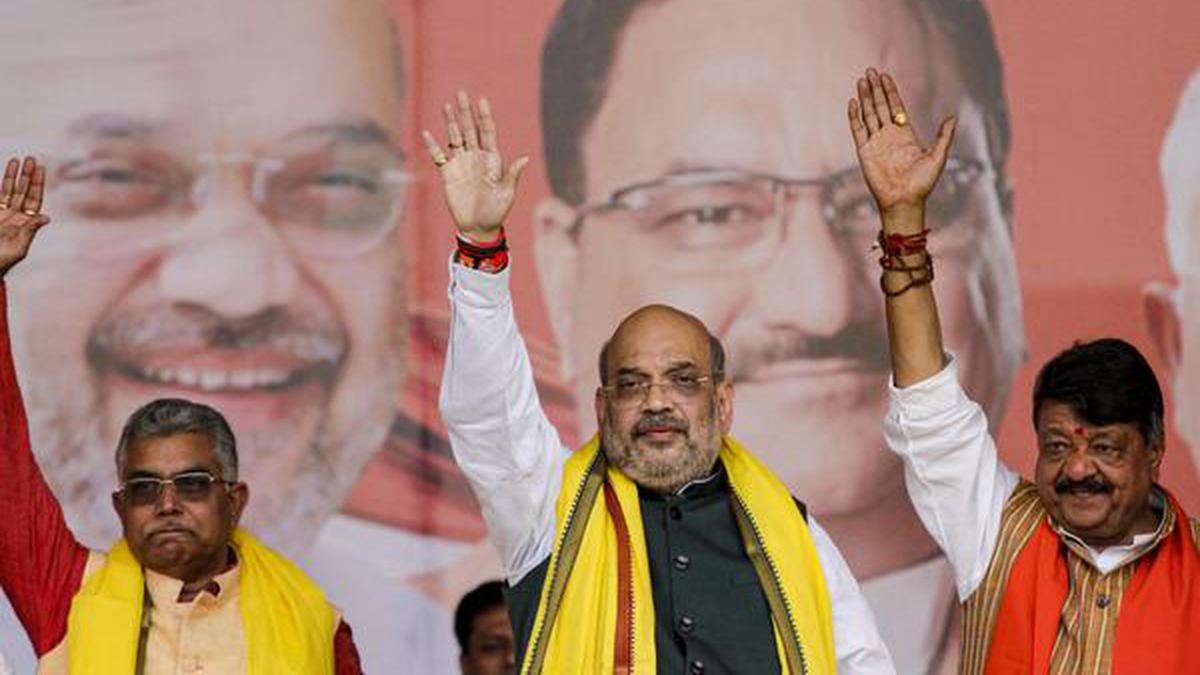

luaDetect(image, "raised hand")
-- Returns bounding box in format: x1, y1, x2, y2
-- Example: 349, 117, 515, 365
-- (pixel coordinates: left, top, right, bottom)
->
422, 92, 530, 242
0, 157, 50, 279
848, 68, 956, 226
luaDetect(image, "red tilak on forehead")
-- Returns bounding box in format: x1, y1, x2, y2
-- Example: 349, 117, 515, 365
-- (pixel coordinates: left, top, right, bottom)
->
1074, 426, 1087, 437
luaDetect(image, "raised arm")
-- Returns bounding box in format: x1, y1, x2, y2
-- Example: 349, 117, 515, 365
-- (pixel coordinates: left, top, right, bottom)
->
425, 94, 565, 584
848, 69, 954, 384
0, 157, 91, 654
850, 71, 1018, 600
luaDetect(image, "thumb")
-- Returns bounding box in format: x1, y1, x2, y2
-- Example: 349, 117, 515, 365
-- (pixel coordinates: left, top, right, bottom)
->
930, 115, 957, 170
502, 155, 531, 189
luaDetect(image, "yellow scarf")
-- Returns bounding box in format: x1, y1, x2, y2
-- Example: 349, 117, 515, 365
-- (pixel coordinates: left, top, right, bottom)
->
66, 528, 336, 674
520, 435, 837, 674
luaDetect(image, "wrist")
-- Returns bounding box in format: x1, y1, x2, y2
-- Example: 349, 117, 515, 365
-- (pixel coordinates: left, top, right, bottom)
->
879, 202, 926, 232
455, 228, 509, 273
458, 227, 505, 246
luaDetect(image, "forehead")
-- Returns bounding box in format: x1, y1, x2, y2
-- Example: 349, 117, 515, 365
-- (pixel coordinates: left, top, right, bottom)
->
123, 431, 219, 474
583, 0, 970, 191
609, 311, 712, 373
470, 605, 513, 637
1036, 402, 1137, 438
0, 0, 401, 152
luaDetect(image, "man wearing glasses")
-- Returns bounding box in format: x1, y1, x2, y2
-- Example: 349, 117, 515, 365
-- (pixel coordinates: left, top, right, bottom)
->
0, 158, 362, 671
426, 93, 893, 674
0, 0, 476, 671
532, 0, 1023, 670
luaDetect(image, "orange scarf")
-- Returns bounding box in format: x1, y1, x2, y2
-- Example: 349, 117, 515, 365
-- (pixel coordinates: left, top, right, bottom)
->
986, 491, 1200, 673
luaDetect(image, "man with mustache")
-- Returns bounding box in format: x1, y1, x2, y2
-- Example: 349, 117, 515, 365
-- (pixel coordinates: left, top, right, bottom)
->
0, 0, 481, 669
856, 68, 1200, 672
532, 0, 1022, 670
426, 93, 893, 673
0, 158, 362, 672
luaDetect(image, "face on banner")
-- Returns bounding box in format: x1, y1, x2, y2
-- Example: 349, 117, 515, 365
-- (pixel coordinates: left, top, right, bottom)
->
536, 0, 1025, 520
0, 0, 416, 551
1147, 68, 1200, 466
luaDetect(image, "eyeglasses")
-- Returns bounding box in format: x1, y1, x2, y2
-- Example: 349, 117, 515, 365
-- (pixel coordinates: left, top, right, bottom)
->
570, 158, 987, 273
35, 141, 412, 261
118, 470, 233, 507
602, 372, 720, 408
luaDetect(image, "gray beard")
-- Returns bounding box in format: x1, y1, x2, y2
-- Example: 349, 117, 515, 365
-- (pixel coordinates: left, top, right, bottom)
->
600, 399, 722, 494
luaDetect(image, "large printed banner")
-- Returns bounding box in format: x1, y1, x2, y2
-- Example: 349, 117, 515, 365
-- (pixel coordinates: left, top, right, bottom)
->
0, 0, 1196, 672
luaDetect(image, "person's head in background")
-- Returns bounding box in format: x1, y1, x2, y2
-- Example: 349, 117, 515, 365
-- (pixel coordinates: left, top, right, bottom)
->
1145, 68, 1200, 467
455, 580, 515, 675
534, 0, 1024, 576
0, 0, 476, 554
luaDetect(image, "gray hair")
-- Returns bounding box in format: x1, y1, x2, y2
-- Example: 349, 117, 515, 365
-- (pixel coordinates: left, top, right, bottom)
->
115, 398, 239, 481
1162, 68, 1200, 274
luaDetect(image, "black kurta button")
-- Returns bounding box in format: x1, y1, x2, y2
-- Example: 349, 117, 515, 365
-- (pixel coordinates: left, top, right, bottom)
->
669, 506, 683, 520
690, 660, 705, 674
673, 554, 691, 570
678, 616, 695, 633
1096, 594, 1111, 608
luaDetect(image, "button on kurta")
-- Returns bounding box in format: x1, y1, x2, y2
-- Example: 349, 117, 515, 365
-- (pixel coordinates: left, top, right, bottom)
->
674, 554, 691, 570
1096, 594, 1111, 609
678, 616, 695, 633
690, 660, 706, 674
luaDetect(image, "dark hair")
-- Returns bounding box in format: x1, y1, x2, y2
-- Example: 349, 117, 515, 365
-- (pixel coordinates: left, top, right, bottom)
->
540, 0, 1011, 208
599, 333, 725, 386
115, 398, 239, 481
1032, 338, 1165, 446
454, 580, 507, 652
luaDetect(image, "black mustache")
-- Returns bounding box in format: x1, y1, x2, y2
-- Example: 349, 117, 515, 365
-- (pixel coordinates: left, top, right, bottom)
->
725, 320, 889, 380
633, 413, 687, 437
1055, 476, 1113, 495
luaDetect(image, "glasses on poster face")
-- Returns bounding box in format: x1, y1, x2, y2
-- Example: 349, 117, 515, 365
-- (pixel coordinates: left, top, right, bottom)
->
602, 371, 721, 408
41, 137, 412, 262
118, 470, 234, 507
570, 158, 988, 273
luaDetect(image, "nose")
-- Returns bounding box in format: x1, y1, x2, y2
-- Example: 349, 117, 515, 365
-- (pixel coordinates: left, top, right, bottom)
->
744, 193, 863, 335
154, 482, 183, 515
640, 381, 676, 413
1062, 446, 1097, 481
157, 171, 300, 319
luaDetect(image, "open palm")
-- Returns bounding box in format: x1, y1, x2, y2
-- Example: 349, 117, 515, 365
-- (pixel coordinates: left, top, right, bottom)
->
422, 92, 529, 241
848, 69, 956, 215
0, 157, 50, 278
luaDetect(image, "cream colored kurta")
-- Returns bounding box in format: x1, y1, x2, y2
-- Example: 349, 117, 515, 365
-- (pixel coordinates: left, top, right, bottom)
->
39, 551, 341, 674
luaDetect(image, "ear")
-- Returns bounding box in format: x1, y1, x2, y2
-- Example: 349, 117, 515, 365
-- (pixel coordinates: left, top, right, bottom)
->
716, 380, 735, 435
227, 482, 250, 526
594, 387, 607, 433
533, 195, 583, 381
1143, 281, 1182, 375
112, 491, 125, 521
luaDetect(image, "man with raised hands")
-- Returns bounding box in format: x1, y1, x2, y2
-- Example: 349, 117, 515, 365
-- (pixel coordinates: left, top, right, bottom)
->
0, 156, 362, 672
853, 67, 1200, 673
426, 92, 894, 674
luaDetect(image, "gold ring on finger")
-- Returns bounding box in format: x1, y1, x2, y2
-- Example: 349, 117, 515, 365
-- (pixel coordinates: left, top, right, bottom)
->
433, 156, 448, 167
892, 111, 908, 126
